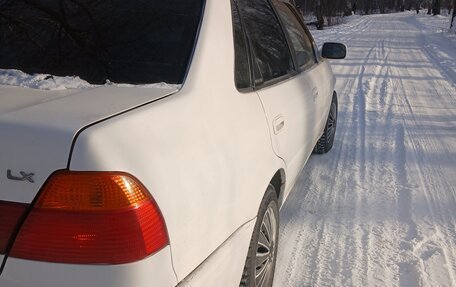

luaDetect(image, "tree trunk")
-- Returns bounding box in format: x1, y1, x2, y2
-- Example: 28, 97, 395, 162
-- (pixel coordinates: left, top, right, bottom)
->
432, 0, 441, 15
316, 0, 324, 30
380, 1, 386, 13
452, 0, 456, 29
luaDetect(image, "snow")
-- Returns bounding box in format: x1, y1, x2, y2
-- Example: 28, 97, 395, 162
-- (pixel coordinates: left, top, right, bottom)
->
0, 69, 180, 91
0, 69, 94, 90
274, 11, 456, 287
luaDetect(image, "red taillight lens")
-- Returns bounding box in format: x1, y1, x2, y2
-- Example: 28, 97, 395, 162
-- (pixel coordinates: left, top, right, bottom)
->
0, 201, 28, 254
10, 171, 168, 264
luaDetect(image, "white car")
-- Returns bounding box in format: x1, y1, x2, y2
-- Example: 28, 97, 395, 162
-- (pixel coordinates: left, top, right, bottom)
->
0, 0, 345, 286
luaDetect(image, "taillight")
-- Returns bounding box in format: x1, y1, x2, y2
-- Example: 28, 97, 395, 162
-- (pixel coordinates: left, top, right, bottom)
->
0, 201, 28, 254
10, 171, 168, 264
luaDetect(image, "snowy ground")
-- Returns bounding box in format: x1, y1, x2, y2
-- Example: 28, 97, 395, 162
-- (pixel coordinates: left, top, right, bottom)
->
274, 12, 456, 287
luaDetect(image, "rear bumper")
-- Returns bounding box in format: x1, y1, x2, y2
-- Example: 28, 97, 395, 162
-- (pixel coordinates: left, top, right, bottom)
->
0, 247, 177, 287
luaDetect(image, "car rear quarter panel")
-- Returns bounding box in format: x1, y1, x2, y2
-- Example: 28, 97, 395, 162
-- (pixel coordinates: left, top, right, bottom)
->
70, 0, 284, 282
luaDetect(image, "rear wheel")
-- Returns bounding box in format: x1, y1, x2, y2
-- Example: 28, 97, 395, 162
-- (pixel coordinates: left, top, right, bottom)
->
314, 92, 338, 154
240, 185, 279, 287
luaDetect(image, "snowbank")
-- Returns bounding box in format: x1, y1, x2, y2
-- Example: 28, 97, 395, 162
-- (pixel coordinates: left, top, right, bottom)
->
0, 69, 93, 90
0, 69, 179, 91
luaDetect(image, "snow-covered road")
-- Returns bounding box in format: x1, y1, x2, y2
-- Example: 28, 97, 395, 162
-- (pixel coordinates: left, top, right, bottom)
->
274, 12, 456, 287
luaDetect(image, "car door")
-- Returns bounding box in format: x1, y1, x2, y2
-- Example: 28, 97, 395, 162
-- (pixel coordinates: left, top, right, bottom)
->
273, 0, 332, 141
236, 0, 319, 186
274, 1, 334, 142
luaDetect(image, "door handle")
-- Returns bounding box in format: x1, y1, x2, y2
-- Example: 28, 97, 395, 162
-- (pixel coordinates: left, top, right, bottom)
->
273, 116, 285, 134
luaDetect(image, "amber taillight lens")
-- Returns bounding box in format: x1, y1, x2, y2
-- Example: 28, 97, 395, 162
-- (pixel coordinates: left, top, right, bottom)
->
10, 171, 168, 264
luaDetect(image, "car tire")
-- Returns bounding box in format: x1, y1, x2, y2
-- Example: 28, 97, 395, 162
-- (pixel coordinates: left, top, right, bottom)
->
240, 184, 279, 287
314, 92, 338, 154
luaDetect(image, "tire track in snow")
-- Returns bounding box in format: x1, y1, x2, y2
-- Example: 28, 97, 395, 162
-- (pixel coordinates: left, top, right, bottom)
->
277, 109, 360, 286
363, 40, 403, 286
382, 18, 456, 282
390, 62, 456, 286
394, 123, 422, 287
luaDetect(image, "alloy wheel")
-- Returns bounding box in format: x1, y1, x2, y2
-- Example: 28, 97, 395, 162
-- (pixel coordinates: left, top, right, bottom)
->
327, 102, 337, 144
254, 204, 278, 287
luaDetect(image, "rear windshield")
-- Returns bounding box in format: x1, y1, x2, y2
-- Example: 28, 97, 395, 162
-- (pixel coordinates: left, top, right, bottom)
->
0, 0, 204, 85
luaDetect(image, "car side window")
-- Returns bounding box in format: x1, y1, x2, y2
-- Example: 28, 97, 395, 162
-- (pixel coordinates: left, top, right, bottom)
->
236, 0, 294, 85
272, 1, 316, 70
231, 2, 252, 90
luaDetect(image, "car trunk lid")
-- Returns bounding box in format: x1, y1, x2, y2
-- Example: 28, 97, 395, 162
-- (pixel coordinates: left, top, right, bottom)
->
0, 83, 178, 266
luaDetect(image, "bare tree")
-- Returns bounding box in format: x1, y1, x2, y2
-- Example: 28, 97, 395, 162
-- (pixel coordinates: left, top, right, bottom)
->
451, 0, 456, 29
315, 0, 324, 29
432, 0, 441, 14
291, 0, 423, 28
426, 0, 433, 13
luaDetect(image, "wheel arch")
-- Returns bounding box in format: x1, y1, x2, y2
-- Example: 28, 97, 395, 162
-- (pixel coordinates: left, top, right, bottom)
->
270, 169, 286, 208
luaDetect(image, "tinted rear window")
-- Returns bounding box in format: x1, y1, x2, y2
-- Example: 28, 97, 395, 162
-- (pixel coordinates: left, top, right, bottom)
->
0, 0, 204, 85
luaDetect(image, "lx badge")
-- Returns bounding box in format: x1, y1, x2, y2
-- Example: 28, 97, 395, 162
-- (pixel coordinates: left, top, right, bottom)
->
7, 170, 35, 183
